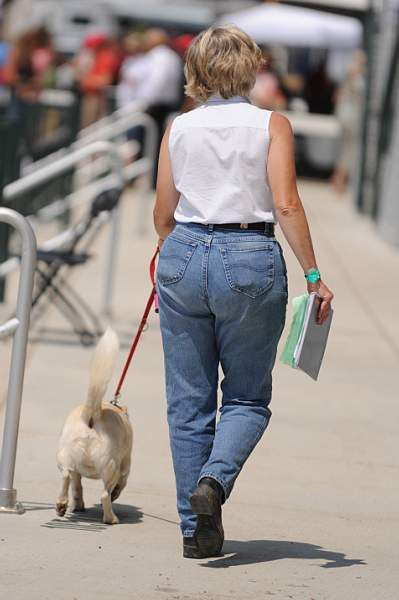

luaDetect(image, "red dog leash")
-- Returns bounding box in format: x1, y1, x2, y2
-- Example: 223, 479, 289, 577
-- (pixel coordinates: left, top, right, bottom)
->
112, 247, 159, 405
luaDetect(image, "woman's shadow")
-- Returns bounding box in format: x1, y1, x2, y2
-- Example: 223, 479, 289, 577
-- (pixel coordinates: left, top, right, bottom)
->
201, 539, 366, 569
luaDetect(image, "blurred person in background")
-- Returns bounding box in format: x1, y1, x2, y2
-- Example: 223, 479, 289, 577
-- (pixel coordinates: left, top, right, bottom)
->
144, 28, 183, 186
115, 32, 148, 165
117, 28, 182, 114
250, 48, 287, 110
172, 33, 194, 59
303, 58, 336, 114
142, 28, 183, 114
116, 32, 147, 110
330, 49, 365, 193
172, 33, 196, 113
4, 25, 55, 104
118, 28, 182, 186
77, 34, 122, 128
0, 29, 9, 87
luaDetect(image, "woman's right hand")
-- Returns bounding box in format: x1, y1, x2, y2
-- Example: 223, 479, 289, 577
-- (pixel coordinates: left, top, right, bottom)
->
307, 280, 334, 325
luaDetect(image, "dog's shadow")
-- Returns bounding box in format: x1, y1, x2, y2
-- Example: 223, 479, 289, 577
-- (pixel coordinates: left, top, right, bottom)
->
42, 503, 143, 532
201, 539, 366, 569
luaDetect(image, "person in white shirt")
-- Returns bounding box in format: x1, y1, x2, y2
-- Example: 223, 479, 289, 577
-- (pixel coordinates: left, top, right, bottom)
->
143, 29, 183, 187
154, 25, 334, 559
118, 29, 183, 186
141, 29, 182, 106
117, 29, 182, 109
116, 33, 148, 110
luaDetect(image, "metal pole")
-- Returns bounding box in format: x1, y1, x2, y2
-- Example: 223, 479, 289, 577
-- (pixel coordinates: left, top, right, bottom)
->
102, 150, 126, 317
0, 208, 37, 514
103, 208, 120, 317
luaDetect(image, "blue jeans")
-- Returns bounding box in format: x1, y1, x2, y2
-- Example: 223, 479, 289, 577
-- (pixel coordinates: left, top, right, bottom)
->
156, 223, 288, 537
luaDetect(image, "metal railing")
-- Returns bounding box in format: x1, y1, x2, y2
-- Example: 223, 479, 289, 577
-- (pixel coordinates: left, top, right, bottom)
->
24, 107, 158, 189
2, 141, 125, 316
77, 100, 147, 139
0, 208, 37, 514
77, 109, 158, 187
20, 109, 158, 237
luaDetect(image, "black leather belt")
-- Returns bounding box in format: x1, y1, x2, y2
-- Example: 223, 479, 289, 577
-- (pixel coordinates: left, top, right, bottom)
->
212, 222, 275, 236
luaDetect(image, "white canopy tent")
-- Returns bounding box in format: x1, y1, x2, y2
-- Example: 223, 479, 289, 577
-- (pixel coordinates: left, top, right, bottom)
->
218, 3, 363, 49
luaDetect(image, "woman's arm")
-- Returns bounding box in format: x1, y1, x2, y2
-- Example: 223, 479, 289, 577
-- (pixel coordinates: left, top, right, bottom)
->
153, 122, 180, 246
267, 112, 334, 324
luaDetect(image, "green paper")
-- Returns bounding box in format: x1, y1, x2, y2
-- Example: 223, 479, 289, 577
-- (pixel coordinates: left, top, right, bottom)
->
280, 294, 309, 368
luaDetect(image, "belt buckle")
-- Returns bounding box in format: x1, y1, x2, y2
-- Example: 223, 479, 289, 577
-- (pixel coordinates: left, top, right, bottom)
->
240, 223, 248, 229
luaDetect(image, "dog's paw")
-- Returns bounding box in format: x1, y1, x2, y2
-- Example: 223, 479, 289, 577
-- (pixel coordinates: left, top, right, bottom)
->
55, 502, 68, 517
71, 503, 85, 513
103, 514, 119, 525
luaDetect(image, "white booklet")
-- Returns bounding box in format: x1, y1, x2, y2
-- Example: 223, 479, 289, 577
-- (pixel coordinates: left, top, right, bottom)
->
293, 292, 333, 381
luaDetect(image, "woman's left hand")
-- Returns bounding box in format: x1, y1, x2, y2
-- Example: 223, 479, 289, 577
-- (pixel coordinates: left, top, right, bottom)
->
307, 279, 334, 325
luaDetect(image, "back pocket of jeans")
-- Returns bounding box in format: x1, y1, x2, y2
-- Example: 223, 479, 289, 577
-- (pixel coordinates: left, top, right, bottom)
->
220, 244, 275, 298
157, 236, 198, 285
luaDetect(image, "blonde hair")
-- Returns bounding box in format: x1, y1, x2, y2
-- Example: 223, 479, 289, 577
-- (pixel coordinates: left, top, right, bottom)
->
184, 25, 263, 103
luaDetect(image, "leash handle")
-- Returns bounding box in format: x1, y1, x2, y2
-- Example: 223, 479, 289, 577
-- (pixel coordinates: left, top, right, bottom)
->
113, 247, 159, 401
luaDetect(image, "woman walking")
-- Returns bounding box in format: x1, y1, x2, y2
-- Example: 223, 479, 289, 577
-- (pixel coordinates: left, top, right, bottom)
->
154, 26, 333, 559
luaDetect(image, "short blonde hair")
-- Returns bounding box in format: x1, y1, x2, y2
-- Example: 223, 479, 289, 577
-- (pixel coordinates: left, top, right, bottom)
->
184, 25, 263, 103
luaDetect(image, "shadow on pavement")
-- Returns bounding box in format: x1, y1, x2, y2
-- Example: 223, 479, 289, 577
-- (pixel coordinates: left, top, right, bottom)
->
41, 503, 143, 532
202, 539, 367, 569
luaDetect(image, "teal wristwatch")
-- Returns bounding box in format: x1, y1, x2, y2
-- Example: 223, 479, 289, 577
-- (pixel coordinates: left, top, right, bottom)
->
305, 267, 321, 283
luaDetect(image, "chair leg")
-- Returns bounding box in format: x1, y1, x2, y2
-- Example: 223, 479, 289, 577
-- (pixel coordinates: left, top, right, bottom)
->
55, 274, 103, 337
34, 267, 96, 345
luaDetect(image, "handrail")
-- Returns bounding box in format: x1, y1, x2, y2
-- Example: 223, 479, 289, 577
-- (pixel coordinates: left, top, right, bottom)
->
0, 208, 37, 514
24, 109, 157, 187
3, 140, 124, 202
78, 100, 147, 139
3, 141, 126, 316
2, 112, 158, 313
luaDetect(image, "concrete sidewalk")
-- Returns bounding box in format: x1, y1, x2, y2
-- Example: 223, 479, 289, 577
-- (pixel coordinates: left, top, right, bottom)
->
1, 181, 398, 600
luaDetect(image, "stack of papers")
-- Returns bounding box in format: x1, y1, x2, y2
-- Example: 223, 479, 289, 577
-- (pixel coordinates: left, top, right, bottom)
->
281, 292, 333, 381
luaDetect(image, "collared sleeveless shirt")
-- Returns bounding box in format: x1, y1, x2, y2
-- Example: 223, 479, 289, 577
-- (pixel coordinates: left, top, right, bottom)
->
168, 95, 276, 225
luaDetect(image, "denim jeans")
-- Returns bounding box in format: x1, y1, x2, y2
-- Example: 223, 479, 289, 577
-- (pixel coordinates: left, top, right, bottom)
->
156, 223, 288, 537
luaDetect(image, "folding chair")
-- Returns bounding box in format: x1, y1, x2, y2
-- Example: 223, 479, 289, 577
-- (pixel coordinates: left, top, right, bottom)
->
29, 187, 121, 346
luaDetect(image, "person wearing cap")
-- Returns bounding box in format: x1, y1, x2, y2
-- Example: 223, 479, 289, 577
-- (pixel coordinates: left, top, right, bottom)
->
154, 25, 334, 559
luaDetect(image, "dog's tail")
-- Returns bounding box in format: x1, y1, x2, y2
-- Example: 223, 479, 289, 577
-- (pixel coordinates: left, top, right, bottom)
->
82, 327, 119, 424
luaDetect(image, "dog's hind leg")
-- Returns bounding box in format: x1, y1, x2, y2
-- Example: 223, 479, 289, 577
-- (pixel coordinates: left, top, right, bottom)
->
111, 458, 130, 501
101, 487, 119, 524
111, 474, 127, 502
71, 472, 85, 512
101, 467, 120, 525
56, 470, 71, 516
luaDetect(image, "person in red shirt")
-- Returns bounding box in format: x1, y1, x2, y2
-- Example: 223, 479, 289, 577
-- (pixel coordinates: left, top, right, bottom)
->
77, 34, 122, 128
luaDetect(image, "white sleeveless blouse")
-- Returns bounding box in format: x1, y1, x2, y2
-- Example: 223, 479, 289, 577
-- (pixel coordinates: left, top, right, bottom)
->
168, 95, 276, 224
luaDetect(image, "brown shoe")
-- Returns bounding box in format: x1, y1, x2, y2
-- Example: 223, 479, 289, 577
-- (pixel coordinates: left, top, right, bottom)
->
190, 477, 224, 557
183, 535, 208, 559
